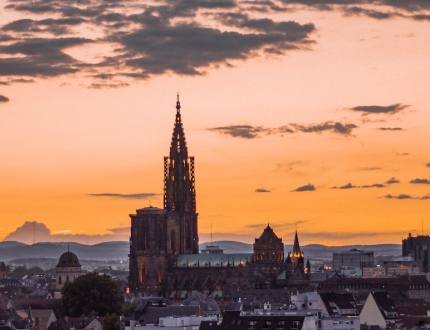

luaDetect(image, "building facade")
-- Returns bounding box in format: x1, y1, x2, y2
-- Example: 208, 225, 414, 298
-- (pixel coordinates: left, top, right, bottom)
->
332, 249, 374, 270
55, 251, 82, 290
129, 97, 310, 297
402, 233, 430, 272
129, 96, 198, 294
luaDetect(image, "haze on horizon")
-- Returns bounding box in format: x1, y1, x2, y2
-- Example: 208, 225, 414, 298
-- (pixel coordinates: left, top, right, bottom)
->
1, 0, 430, 246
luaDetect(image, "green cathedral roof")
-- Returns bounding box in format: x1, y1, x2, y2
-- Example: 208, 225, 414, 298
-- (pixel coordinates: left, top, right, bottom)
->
172, 253, 253, 268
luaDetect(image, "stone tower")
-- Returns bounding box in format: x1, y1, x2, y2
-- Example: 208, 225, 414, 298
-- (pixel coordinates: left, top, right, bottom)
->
129, 96, 198, 294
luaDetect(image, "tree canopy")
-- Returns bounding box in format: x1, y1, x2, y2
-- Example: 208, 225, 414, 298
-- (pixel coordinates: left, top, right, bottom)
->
62, 272, 123, 317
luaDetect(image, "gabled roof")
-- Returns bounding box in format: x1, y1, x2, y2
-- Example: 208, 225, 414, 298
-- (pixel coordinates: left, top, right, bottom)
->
371, 292, 400, 320
318, 292, 357, 316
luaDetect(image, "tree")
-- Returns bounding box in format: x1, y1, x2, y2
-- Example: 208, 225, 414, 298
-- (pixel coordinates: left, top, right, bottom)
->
103, 314, 120, 330
62, 272, 123, 317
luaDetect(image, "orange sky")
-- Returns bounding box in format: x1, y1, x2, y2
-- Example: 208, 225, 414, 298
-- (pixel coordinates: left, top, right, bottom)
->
1, 0, 430, 246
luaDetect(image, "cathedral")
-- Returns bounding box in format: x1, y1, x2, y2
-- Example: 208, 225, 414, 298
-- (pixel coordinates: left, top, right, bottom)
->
129, 97, 310, 298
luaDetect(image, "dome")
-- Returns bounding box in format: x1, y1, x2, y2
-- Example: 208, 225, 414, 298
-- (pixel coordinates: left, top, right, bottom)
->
56, 251, 81, 267
256, 225, 281, 244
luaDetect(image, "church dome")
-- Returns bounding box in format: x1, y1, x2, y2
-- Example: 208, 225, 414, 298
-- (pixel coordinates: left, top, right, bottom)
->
256, 225, 281, 244
56, 251, 81, 267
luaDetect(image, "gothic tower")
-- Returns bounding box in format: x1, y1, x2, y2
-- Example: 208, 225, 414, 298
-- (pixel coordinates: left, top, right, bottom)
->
163, 95, 198, 254
129, 96, 198, 294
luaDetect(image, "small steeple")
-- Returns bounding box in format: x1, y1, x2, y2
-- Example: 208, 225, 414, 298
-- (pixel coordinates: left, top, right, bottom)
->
306, 258, 311, 274
292, 230, 301, 255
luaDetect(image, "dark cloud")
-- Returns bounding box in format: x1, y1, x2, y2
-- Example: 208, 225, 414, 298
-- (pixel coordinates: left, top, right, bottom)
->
377, 127, 403, 131
113, 19, 315, 77
278, 0, 430, 11
385, 194, 413, 199
332, 182, 386, 189
255, 188, 271, 193
362, 183, 385, 188
0, 0, 317, 84
426, 163, 430, 168
385, 193, 430, 200
0, 95, 9, 103
1, 0, 428, 86
89, 193, 161, 199
2, 18, 86, 35
208, 121, 357, 139
0, 78, 35, 85
410, 178, 430, 184
343, 6, 399, 19
412, 14, 430, 21
385, 177, 400, 184
348, 103, 409, 115
332, 183, 355, 189
290, 121, 357, 136
0, 37, 93, 77
292, 184, 315, 192
207, 125, 269, 139
217, 13, 314, 39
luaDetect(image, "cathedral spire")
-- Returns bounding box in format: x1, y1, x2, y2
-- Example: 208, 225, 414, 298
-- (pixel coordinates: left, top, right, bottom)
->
164, 97, 196, 213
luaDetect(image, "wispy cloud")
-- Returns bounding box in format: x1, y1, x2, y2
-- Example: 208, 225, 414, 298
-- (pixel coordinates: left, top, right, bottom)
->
207, 121, 357, 139
332, 182, 386, 189
89, 193, 161, 199
207, 125, 271, 139
332, 183, 355, 189
410, 178, 430, 184
292, 184, 315, 192
358, 167, 382, 171
384, 194, 430, 200
377, 127, 403, 131
255, 188, 271, 193
385, 177, 400, 184
347, 103, 409, 115
290, 122, 357, 135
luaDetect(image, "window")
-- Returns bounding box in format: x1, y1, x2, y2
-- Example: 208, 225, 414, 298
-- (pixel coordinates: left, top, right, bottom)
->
277, 321, 286, 329
231, 320, 236, 325
249, 320, 257, 329
292, 321, 301, 329
263, 320, 271, 329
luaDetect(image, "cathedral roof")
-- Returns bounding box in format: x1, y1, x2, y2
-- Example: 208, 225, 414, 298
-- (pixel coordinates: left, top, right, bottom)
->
173, 253, 252, 268
56, 251, 81, 267
255, 225, 281, 244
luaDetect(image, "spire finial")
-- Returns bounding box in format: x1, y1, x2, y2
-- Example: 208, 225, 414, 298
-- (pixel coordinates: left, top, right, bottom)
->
176, 93, 181, 113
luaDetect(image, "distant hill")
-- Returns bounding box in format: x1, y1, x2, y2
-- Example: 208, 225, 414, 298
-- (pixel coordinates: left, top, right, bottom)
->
0, 240, 402, 266
0, 241, 130, 263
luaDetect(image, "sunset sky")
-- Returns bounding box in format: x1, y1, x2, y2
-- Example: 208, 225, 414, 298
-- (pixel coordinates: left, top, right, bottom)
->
1, 0, 430, 246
